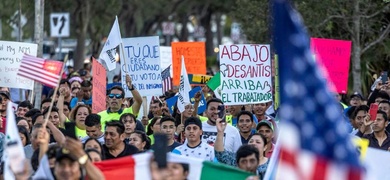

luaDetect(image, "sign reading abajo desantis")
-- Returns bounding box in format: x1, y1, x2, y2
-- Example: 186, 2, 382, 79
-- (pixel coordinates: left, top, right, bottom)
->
219, 44, 272, 105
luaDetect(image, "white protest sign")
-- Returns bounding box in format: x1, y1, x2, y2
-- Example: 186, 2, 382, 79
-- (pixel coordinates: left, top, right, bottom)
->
219, 44, 272, 105
0, 41, 37, 89
121, 36, 162, 97
160, 46, 172, 76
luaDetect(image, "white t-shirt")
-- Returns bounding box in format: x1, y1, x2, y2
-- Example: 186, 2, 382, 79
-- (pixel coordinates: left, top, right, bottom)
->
202, 121, 242, 152
172, 141, 215, 162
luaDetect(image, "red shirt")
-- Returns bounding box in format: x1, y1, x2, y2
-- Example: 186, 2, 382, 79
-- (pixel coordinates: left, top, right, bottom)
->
0, 116, 6, 134
265, 143, 275, 158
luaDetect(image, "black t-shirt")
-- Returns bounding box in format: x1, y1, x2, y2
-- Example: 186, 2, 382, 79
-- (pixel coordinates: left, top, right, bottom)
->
103, 143, 139, 159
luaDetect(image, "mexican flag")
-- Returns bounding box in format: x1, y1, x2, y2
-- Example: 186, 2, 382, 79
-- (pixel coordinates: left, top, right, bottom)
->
206, 72, 222, 99
94, 153, 252, 180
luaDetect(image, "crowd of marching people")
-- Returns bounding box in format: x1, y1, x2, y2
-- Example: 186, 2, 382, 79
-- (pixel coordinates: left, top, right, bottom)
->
0, 62, 390, 179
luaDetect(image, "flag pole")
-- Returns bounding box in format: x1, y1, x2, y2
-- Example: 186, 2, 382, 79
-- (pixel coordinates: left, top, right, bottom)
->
42, 54, 68, 127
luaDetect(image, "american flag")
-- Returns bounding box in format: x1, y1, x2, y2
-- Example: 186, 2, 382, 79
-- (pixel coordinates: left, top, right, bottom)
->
161, 65, 172, 93
17, 54, 63, 88
269, 0, 364, 179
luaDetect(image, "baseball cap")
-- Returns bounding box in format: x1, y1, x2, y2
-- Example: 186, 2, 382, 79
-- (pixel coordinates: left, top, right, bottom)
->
184, 117, 202, 130
350, 92, 364, 100
256, 120, 274, 132
0, 91, 10, 99
56, 148, 77, 162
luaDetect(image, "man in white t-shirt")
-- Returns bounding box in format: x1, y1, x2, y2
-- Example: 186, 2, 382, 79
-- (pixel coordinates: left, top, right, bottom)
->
201, 98, 242, 152
172, 117, 214, 161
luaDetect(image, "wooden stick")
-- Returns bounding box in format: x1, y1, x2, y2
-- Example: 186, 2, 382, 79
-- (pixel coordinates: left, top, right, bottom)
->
142, 96, 148, 117
42, 54, 68, 127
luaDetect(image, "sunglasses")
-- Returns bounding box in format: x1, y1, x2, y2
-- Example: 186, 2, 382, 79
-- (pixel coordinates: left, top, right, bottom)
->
108, 94, 123, 99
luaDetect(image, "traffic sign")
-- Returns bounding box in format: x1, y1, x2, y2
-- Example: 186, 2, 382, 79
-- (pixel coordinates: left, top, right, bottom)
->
50, 13, 70, 37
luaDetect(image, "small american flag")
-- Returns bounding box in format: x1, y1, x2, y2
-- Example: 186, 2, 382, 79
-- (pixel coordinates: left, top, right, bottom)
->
17, 54, 63, 88
161, 65, 172, 93
269, 0, 364, 179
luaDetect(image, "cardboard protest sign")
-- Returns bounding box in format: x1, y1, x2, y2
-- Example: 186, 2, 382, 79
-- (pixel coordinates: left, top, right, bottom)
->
121, 36, 162, 97
92, 60, 107, 113
311, 38, 352, 94
219, 44, 272, 105
0, 41, 37, 89
171, 42, 206, 86
188, 74, 212, 85
160, 46, 172, 76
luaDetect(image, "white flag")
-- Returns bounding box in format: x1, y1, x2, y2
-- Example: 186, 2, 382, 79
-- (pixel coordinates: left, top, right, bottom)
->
177, 56, 192, 113
99, 16, 122, 71
3, 102, 26, 179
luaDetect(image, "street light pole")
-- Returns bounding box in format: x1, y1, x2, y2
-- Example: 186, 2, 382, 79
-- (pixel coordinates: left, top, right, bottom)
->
33, 0, 44, 109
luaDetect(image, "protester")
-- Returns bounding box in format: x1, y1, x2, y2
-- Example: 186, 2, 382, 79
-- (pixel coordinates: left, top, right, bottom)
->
357, 110, 390, 150
70, 80, 93, 108
98, 75, 143, 128
202, 98, 242, 152
350, 105, 370, 135
237, 111, 256, 144
42, 106, 63, 128
18, 125, 31, 146
59, 79, 72, 103
0, 91, 11, 133
17, 118, 31, 133
16, 100, 33, 118
86, 148, 103, 163
146, 116, 162, 144
256, 120, 275, 158
103, 121, 139, 159
82, 113, 105, 144
154, 116, 181, 152
173, 117, 215, 161
84, 138, 104, 155
69, 104, 91, 139
150, 99, 163, 118
119, 113, 137, 144
215, 118, 268, 179
24, 108, 41, 128
129, 130, 151, 152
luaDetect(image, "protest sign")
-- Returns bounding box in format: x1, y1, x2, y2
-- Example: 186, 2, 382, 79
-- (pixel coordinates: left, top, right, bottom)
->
92, 60, 107, 113
188, 74, 212, 85
171, 42, 206, 86
219, 44, 272, 105
121, 36, 162, 97
0, 41, 37, 89
160, 46, 172, 76
311, 38, 352, 94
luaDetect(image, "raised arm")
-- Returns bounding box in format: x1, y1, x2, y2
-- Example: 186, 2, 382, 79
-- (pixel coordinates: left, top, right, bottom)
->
215, 118, 227, 152
126, 74, 142, 116
57, 87, 67, 127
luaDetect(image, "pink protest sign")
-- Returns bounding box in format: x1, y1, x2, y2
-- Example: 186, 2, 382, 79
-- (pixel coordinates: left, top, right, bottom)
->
311, 38, 352, 94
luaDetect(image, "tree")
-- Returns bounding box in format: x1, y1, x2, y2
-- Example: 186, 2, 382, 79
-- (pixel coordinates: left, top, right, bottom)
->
232, 0, 390, 95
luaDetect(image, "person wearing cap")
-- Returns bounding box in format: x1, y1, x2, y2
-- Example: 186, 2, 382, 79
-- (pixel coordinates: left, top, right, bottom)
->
172, 117, 215, 161
202, 98, 242, 152
256, 120, 274, 158
349, 92, 364, 107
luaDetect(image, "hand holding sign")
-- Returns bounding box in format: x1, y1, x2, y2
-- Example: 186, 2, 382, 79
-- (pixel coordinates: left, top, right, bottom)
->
193, 91, 202, 102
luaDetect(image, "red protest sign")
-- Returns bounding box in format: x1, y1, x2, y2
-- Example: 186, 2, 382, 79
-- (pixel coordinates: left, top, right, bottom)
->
92, 59, 107, 113
171, 42, 206, 86
311, 38, 352, 94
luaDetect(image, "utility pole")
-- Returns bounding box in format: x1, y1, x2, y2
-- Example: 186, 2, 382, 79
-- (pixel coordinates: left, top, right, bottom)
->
33, 0, 44, 109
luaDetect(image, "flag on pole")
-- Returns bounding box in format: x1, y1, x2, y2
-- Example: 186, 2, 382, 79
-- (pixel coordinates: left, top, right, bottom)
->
3, 102, 26, 179
177, 56, 191, 113
94, 153, 252, 180
206, 72, 222, 99
99, 16, 122, 71
161, 65, 173, 93
17, 54, 63, 88
269, 0, 364, 179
